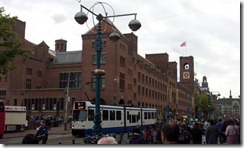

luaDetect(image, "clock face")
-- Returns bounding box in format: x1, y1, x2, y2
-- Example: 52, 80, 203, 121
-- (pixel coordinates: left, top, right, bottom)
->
184, 63, 189, 70
183, 72, 190, 79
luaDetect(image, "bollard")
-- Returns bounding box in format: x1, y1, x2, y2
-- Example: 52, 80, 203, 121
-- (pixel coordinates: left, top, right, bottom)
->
72, 139, 75, 144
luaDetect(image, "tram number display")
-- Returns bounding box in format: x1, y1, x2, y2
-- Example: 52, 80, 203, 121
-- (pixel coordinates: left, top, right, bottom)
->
74, 102, 86, 110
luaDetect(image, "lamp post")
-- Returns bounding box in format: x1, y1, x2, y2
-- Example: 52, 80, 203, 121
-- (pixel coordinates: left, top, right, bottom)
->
207, 91, 221, 119
219, 104, 222, 117
74, 1, 141, 135
207, 93, 211, 118
64, 72, 70, 130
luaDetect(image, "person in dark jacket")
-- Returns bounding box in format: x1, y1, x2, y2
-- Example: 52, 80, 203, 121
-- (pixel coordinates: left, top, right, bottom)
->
190, 122, 205, 144
22, 134, 39, 144
36, 120, 49, 144
130, 127, 145, 144
205, 119, 218, 144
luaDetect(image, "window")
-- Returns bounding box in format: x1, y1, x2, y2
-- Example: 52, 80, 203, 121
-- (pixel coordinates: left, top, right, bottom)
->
127, 111, 129, 120
148, 112, 151, 119
14, 99, 17, 106
120, 72, 125, 91
142, 87, 144, 96
0, 90, 6, 96
132, 115, 136, 123
91, 72, 106, 89
37, 70, 42, 77
88, 109, 94, 121
26, 78, 32, 89
120, 56, 125, 67
138, 72, 141, 82
92, 54, 107, 64
116, 111, 121, 120
26, 67, 32, 75
92, 41, 106, 48
144, 112, 148, 119
103, 110, 108, 121
133, 77, 137, 86
138, 85, 141, 96
110, 110, 115, 120
59, 72, 81, 88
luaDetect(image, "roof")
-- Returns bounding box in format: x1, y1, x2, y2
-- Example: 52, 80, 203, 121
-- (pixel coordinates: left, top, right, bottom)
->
53, 51, 82, 64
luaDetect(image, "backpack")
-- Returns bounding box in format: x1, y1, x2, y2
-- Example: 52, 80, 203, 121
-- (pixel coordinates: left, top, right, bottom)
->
178, 131, 191, 144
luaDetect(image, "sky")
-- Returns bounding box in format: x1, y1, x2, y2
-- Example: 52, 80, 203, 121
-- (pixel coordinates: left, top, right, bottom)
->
0, 0, 241, 98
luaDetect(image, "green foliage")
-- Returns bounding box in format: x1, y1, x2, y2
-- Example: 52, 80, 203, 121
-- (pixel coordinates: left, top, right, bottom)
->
0, 7, 30, 74
195, 92, 215, 118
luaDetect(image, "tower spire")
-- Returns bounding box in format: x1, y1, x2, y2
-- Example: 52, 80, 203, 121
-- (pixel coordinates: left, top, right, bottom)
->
229, 89, 232, 99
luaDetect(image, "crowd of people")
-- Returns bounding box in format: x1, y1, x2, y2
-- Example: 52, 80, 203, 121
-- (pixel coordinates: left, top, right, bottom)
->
127, 117, 240, 145
21, 117, 240, 145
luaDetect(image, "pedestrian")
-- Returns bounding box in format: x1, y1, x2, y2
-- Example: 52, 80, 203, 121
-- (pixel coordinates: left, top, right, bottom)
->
130, 127, 145, 144
221, 119, 228, 144
216, 118, 223, 144
150, 124, 157, 144
190, 122, 204, 144
46, 117, 52, 131
161, 120, 180, 144
36, 120, 49, 144
205, 119, 218, 144
178, 123, 193, 144
203, 119, 210, 132
143, 125, 151, 144
97, 136, 118, 144
225, 119, 240, 144
22, 134, 39, 144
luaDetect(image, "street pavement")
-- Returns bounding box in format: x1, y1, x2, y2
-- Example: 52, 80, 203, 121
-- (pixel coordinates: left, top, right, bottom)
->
3, 124, 71, 139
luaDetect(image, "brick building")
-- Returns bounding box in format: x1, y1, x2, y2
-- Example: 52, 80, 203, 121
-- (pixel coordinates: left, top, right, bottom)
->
0, 19, 195, 122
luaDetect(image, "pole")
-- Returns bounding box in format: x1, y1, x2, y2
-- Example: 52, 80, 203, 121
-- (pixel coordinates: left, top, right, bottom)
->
208, 94, 210, 119
93, 14, 103, 135
64, 72, 70, 130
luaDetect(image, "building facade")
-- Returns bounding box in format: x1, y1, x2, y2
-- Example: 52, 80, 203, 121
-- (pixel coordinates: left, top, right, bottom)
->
0, 19, 195, 123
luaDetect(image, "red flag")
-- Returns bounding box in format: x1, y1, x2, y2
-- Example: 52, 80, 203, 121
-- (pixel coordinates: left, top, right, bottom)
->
180, 42, 186, 47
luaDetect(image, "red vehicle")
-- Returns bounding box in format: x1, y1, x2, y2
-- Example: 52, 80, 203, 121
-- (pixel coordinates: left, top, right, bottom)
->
0, 100, 5, 138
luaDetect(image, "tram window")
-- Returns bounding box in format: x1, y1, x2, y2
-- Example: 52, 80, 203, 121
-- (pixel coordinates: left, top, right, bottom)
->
148, 112, 151, 119
116, 111, 121, 120
103, 110, 108, 121
110, 110, 115, 120
88, 109, 94, 121
138, 112, 140, 120
129, 114, 132, 123
132, 115, 136, 123
152, 112, 155, 119
127, 111, 129, 120
144, 112, 148, 119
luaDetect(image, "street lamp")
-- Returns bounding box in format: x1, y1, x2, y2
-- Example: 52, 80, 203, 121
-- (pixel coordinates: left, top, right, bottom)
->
207, 91, 221, 118
64, 72, 70, 130
207, 93, 211, 118
74, 1, 141, 135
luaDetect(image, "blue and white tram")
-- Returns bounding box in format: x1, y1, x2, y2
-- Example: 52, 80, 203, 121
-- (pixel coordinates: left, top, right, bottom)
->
71, 101, 156, 136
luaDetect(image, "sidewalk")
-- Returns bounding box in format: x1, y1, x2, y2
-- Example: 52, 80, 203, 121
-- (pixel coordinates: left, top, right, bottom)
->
3, 124, 71, 139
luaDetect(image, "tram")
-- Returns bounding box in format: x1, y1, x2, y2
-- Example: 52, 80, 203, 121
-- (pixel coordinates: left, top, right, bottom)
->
71, 101, 156, 136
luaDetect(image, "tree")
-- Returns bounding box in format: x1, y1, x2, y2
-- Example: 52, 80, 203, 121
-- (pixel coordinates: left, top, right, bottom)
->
0, 7, 30, 74
195, 92, 215, 119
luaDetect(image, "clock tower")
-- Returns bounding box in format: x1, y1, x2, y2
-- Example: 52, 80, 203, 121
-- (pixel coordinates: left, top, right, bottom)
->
180, 56, 194, 94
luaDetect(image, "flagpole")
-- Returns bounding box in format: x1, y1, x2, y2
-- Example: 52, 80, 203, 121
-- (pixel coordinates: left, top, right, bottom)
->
186, 45, 187, 56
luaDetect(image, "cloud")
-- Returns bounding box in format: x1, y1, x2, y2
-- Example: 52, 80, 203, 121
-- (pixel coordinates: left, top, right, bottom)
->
52, 14, 66, 24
